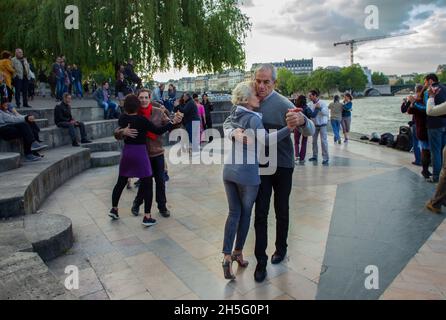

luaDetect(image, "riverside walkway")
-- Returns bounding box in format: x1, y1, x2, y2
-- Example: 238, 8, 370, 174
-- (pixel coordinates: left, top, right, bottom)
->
1, 97, 446, 300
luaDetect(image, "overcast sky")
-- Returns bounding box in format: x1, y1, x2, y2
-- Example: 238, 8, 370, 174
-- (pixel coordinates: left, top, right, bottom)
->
153, 0, 446, 82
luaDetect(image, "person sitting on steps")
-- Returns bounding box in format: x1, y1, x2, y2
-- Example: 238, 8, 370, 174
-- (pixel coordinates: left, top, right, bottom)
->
54, 93, 92, 147
0, 83, 47, 161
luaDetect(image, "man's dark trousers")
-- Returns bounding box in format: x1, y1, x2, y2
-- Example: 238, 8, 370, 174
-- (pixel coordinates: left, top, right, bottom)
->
254, 167, 294, 265
14, 78, 29, 107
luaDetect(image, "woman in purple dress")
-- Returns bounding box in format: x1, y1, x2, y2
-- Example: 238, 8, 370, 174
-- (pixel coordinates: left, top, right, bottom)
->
109, 94, 182, 227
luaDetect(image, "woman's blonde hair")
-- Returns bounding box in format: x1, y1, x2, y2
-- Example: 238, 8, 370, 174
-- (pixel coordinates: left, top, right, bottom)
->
231, 81, 255, 105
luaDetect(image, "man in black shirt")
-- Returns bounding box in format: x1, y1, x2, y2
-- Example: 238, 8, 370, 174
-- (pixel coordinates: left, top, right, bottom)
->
54, 93, 92, 146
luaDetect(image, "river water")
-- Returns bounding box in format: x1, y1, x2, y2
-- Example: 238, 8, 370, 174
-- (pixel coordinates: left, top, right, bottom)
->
322, 95, 410, 136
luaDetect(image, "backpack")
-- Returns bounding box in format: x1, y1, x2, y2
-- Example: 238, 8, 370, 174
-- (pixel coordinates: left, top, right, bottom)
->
395, 126, 412, 151
379, 133, 394, 146
370, 132, 380, 143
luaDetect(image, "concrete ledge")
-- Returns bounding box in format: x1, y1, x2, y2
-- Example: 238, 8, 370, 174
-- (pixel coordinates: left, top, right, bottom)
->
0, 147, 91, 218
0, 153, 21, 173
24, 214, 74, 262
91, 151, 121, 167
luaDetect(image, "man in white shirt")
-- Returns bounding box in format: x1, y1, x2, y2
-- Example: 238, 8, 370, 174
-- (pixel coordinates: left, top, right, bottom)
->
308, 90, 330, 165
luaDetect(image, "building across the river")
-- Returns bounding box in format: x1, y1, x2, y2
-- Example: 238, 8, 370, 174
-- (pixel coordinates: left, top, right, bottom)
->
252, 58, 314, 75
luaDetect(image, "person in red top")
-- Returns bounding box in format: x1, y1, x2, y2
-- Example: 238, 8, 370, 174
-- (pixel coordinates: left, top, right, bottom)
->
116, 89, 182, 218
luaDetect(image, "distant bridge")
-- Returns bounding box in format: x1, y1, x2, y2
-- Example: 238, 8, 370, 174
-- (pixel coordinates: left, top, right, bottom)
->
364, 84, 414, 96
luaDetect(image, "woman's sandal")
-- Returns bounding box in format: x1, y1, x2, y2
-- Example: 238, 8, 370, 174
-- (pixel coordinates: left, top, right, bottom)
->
232, 253, 249, 268
222, 259, 236, 280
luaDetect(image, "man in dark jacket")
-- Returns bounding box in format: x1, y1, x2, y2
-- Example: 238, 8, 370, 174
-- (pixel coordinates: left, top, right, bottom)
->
174, 93, 200, 152
71, 64, 83, 99
54, 93, 92, 146
124, 59, 142, 89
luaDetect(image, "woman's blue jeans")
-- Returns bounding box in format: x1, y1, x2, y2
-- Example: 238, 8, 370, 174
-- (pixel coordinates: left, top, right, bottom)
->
331, 119, 341, 142
222, 180, 259, 255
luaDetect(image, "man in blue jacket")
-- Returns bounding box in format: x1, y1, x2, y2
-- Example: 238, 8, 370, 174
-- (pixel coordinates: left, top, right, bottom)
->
93, 81, 120, 119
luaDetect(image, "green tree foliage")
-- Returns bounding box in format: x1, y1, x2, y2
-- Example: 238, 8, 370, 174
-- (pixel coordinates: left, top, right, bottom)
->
276, 68, 294, 96
338, 64, 368, 93
371, 72, 389, 85
439, 71, 446, 83
276, 64, 368, 97
394, 78, 404, 86
308, 68, 339, 96
0, 0, 251, 75
413, 74, 426, 85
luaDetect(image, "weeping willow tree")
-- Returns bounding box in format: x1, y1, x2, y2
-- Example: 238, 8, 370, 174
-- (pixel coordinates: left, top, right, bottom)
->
0, 0, 251, 75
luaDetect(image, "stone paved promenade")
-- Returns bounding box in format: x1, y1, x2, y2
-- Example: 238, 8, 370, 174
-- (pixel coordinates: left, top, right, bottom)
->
36, 133, 446, 300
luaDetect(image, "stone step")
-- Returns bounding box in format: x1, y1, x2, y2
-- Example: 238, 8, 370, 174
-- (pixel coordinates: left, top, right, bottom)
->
24, 214, 74, 262
0, 213, 74, 262
0, 153, 21, 173
0, 219, 33, 254
0, 146, 91, 218
0, 119, 118, 153
0, 251, 75, 300
35, 118, 49, 128
19, 103, 105, 126
90, 151, 121, 167
81, 136, 123, 153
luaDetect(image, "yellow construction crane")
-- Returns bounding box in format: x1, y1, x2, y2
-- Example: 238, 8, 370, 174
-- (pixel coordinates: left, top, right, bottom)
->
334, 31, 417, 65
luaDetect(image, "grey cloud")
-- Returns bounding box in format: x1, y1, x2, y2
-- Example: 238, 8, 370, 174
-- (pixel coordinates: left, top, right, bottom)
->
414, 10, 434, 20
255, 0, 446, 61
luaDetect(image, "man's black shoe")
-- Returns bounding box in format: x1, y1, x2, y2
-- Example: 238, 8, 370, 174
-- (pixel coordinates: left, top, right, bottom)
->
159, 209, 171, 218
271, 252, 286, 265
254, 264, 267, 283
72, 141, 80, 147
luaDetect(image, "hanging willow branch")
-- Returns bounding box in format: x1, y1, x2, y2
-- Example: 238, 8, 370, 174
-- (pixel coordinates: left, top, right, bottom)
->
0, 0, 251, 74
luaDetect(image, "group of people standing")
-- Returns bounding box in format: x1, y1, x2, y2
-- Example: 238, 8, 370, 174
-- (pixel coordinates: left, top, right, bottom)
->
398, 73, 446, 213
293, 91, 353, 166
106, 64, 315, 283
402, 74, 446, 185
0, 48, 37, 109
51, 56, 83, 101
